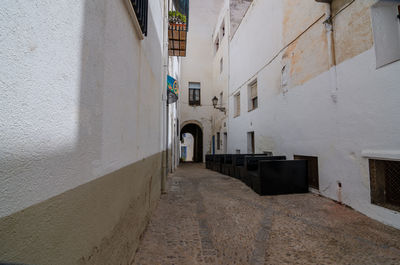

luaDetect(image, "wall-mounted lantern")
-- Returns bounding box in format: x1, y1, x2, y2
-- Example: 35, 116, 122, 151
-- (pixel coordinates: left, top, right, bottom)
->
212, 96, 226, 114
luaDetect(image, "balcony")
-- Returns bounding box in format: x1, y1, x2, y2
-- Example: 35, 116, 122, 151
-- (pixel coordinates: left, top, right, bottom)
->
168, 0, 189, 57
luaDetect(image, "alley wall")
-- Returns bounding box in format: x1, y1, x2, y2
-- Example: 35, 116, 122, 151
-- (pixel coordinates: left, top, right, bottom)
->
228, 0, 400, 229
0, 0, 168, 264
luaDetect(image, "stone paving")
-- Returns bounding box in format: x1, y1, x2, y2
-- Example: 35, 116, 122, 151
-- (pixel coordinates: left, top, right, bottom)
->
133, 163, 400, 265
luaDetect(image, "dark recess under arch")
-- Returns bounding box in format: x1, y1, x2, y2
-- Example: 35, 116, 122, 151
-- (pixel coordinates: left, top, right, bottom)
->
180, 123, 203, 163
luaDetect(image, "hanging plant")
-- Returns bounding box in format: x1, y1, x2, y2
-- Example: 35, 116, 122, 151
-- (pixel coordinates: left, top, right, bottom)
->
168, 10, 187, 25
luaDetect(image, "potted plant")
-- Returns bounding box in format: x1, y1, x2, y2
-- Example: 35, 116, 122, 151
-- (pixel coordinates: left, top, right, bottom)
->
168, 10, 187, 30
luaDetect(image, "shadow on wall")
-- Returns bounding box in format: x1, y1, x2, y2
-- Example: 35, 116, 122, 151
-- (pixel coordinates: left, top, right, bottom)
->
0, 0, 163, 264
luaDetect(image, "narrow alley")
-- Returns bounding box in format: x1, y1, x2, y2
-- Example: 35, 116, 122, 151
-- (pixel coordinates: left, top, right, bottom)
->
2, 1, 400, 264
133, 164, 400, 265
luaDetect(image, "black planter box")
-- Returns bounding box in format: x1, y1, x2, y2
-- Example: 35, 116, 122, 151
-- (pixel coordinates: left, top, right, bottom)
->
241, 156, 286, 188
231, 154, 270, 179
221, 154, 233, 175
205, 154, 213, 169
255, 160, 309, 195
212, 154, 224, 172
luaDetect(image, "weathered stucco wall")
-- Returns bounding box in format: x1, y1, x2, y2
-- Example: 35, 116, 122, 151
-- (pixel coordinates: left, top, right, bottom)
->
228, 0, 400, 229
0, 153, 162, 265
0, 0, 167, 263
230, 0, 253, 39
333, 0, 375, 65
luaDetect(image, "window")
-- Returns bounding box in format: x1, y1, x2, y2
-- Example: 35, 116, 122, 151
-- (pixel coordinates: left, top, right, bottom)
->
214, 37, 219, 53
234, 92, 240, 117
188, 82, 201, 105
371, 2, 400, 68
248, 80, 258, 111
219, 92, 223, 106
236, 149, 241, 154
369, 159, 400, 212
217, 132, 221, 150
126, 0, 149, 37
247, 132, 255, 154
220, 57, 223, 73
398, 5, 400, 19
220, 20, 225, 39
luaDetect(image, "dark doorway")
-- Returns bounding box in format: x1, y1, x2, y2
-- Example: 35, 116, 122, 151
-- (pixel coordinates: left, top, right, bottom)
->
294, 155, 319, 190
180, 123, 203, 162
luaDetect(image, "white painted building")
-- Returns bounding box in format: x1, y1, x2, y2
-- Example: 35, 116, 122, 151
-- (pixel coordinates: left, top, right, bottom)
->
227, 0, 400, 229
179, 0, 226, 161
0, 0, 181, 264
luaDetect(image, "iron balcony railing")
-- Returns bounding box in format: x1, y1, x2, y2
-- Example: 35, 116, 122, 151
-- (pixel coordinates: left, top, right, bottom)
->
130, 0, 148, 36
168, 0, 189, 57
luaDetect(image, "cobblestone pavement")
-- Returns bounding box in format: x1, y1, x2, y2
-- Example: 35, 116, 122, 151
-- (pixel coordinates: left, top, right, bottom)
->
133, 163, 400, 265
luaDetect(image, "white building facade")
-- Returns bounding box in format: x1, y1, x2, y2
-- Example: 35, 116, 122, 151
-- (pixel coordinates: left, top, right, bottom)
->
227, 0, 400, 229
0, 0, 181, 264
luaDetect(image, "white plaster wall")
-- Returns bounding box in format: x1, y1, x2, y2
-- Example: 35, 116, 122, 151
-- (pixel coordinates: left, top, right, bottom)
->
228, 0, 400, 228
0, 0, 166, 218
211, 1, 230, 154
229, 0, 283, 95
179, 0, 225, 158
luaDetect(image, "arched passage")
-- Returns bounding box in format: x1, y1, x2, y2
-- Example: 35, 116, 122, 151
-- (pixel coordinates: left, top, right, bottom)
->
180, 123, 203, 163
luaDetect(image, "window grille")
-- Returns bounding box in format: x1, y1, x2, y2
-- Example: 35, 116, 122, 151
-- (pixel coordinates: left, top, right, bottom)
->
369, 159, 400, 212
130, 0, 148, 36
189, 82, 201, 106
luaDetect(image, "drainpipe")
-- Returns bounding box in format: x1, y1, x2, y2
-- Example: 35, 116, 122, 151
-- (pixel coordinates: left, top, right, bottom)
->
162, 0, 170, 193
320, 1, 338, 103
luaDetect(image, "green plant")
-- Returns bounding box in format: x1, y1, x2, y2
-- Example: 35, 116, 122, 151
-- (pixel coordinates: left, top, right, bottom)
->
168, 10, 187, 24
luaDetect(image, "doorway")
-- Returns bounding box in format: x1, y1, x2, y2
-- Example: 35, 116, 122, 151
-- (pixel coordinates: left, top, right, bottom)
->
180, 123, 203, 162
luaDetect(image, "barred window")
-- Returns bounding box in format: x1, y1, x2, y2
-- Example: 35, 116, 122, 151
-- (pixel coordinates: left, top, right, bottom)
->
369, 159, 400, 212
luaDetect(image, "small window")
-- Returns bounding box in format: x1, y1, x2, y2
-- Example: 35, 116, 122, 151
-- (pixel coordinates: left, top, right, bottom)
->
220, 20, 225, 39
371, 2, 400, 68
236, 149, 241, 154
220, 57, 223, 73
219, 92, 223, 106
214, 37, 220, 53
217, 132, 221, 150
248, 80, 258, 111
398, 5, 400, 19
369, 159, 400, 212
247, 132, 255, 154
234, 92, 240, 117
188, 82, 201, 106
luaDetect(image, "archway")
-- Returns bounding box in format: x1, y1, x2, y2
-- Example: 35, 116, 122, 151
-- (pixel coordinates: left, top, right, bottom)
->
180, 123, 203, 163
